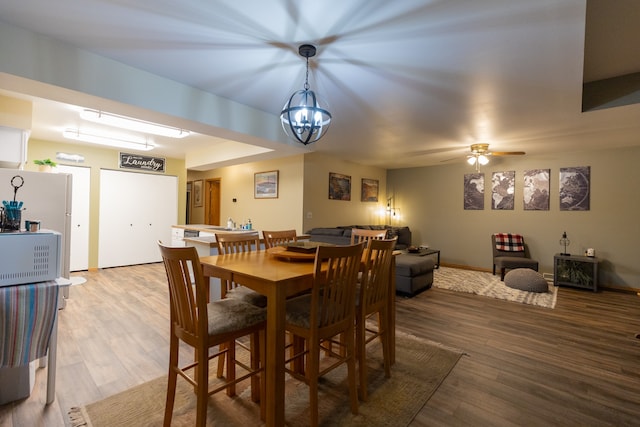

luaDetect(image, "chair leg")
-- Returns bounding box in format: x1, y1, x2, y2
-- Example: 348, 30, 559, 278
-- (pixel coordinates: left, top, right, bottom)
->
195, 344, 209, 427
226, 340, 236, 397
356, 314, 368, 401
308, 338, 321, 427
500, 268, 506, 281
345, 325, 359, 416
163, 334, 179, 427
250, 332, 260, 403
217, 342, 227, 378
379, 310, 391, 379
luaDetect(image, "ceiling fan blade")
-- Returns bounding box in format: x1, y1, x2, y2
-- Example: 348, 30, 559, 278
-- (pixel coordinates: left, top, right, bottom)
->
490, 151, 525, 156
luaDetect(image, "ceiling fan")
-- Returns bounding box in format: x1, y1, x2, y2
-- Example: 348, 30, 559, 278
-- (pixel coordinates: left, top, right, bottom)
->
466, 143, 525, 171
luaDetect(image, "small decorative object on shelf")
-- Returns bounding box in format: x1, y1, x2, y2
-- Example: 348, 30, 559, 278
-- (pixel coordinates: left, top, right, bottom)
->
559, 231, 570, 255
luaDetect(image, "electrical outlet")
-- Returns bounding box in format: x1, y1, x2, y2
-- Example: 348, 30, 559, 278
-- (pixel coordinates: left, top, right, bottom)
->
306, 211, 313, 219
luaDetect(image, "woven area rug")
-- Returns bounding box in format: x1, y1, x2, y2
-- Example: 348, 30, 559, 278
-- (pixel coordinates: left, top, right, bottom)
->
433, 267, 557, 309
68, 331, 463, 426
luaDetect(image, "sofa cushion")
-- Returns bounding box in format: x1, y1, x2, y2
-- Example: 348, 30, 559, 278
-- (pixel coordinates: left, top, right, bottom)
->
307, 228, 347, 237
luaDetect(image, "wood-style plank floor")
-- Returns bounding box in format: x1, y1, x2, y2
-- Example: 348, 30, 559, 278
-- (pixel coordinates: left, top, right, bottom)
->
1, 263, 639, 426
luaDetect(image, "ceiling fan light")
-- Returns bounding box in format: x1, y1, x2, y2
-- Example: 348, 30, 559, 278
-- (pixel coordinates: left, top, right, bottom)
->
478, 154, 489, 165
467, 156, 477, 165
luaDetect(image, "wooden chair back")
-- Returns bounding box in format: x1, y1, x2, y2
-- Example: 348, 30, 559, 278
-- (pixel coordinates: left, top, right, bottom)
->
262, 229, 298, 249
158, 243, 207, 346
312, 243, 364, 332
215, 231, 261, 254
350, 228, 387, 246
360, 237, 397, 313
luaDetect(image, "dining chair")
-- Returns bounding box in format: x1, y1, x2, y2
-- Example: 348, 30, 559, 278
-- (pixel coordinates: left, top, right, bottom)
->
262, 229, 298, 249
214, 232, 267, 307
284, 242, 364, 427
356, 237, 397, 401
158, 242, 266, 427
350, 228, 387, 246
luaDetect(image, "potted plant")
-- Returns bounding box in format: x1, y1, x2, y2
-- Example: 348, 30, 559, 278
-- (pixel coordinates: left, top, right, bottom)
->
34, 158, 58, 172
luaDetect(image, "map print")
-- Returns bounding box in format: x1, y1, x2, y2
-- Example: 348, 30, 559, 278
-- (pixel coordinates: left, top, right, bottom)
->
523, 169, 550, 210
464, 173, 484, 210
491, 171, 515, 210
560, 166, 590, 211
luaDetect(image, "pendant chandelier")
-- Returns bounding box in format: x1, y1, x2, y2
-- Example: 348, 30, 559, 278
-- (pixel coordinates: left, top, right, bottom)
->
280, 44, 332, 145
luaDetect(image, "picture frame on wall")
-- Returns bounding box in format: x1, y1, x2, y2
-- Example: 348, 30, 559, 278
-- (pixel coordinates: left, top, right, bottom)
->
463, 173, 484, 210
523, 169, 550, 210
560, 166, 590, 211
361, 178, 379, 202
329, 172, 351, 200
254, 170, 279, 199
193, 180, 203, 207
491, 171, 515, 210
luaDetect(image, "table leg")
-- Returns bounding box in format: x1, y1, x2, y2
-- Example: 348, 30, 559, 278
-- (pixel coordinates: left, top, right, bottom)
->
265, 286, 286, 426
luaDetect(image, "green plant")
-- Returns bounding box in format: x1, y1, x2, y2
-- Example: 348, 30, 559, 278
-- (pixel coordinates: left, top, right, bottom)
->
33, 158, 57, 167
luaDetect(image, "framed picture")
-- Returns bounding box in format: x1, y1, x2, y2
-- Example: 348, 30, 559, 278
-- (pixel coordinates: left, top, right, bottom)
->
560, 166, 590, 211
491, 171, 515, 210
329, 172, 351, 200
464, 173, 484, 210
193, 180, 203, 207
361, 178, 379, 202
254, 170, 279, 198
523, 169, 550, 210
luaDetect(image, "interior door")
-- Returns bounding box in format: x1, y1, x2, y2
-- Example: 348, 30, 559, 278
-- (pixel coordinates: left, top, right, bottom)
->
205, 179, 220, 225
57, 164, 91, 271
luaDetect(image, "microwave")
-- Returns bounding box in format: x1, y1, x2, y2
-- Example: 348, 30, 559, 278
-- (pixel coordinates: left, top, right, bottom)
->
0, 230, 61, 287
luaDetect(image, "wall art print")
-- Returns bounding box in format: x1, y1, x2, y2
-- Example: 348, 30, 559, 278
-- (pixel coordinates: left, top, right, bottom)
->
523, 169, 550, 210
193, 180, 203, 207
491, 171, 515, 210
361, 178, 379, 202
329, 172, 351, 201
560, 166, 590, 211
254, 170, 279, 199
464, 173, 484, 210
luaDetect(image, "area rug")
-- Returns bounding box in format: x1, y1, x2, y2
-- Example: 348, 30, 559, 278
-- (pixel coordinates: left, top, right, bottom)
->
68, 331, 463, 426
433, 267, 558, 309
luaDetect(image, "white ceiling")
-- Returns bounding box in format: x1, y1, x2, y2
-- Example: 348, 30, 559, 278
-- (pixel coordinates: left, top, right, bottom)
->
0, 0, 639, 170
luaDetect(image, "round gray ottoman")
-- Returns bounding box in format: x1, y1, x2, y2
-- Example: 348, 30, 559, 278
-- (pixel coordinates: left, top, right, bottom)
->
504, 268, 548, 293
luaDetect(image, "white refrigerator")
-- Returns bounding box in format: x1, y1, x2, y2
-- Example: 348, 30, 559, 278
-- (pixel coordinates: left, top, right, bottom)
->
0, 168, 72, 279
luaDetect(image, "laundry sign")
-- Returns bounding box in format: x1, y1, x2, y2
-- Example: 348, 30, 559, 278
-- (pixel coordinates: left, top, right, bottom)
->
119, 152, 165, 173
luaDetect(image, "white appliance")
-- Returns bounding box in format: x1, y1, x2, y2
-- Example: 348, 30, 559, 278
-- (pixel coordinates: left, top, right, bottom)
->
0, 169, 72, 280
0, 230, 61, 286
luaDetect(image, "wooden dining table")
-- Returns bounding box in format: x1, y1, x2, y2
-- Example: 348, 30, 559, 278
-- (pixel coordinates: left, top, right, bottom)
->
200, 249, 397, 427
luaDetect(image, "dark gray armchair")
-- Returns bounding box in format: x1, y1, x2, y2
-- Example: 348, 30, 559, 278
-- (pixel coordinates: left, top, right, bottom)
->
491, 234, 539, 281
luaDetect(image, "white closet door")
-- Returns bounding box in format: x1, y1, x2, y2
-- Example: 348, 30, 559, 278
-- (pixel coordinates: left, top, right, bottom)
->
57, 165, 91, 271
98, 169, 177, 268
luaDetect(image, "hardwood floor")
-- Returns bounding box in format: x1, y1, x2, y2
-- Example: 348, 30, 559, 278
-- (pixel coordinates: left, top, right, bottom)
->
1, 263, 639, 426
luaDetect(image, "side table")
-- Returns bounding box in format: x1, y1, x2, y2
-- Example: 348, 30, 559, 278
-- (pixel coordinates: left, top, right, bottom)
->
553, 254, 599, 292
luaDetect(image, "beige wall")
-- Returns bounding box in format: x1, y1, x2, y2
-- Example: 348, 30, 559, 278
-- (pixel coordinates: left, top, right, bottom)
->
302, 152, 388, 232
387, 145, 640, 289
186, 152, 389, 235
26, 139, 186, 269
188, 155, 306, 234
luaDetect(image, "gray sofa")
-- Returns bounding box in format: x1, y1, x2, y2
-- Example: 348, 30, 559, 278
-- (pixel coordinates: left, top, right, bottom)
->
307, 225, 412, 250
307, 225, 433, 296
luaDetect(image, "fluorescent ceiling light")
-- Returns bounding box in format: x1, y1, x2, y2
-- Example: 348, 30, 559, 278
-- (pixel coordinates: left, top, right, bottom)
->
63, 129, 155, 151
80, 109, 189, 138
